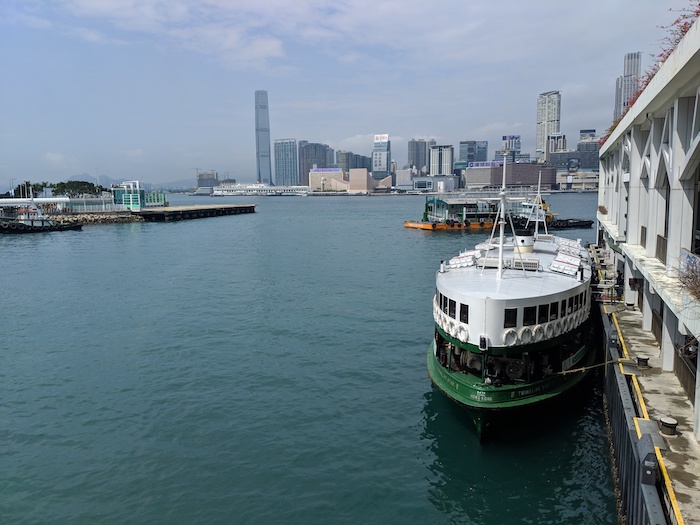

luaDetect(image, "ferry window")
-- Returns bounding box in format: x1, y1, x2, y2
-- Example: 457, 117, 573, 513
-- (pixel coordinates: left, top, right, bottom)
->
561, 300, 566, 316
538, 304, 549, 324
550, 301, 559, 320
442, 294, 448, 314
574, 295, 580, 311
504, 308, 517, 328
448, 299, 456, 319
460, 304, 469, 323
567, 297, 574, 314
580, 292, 584, 307
523, 306, 536, 326
583, 292, 587, 306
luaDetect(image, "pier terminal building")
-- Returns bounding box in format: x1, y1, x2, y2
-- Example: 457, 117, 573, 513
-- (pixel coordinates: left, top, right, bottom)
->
598, 22, 700, 440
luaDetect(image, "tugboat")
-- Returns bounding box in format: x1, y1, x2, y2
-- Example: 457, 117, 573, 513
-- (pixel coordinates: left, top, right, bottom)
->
0, 203, 82, 234
426, 160, 595, 438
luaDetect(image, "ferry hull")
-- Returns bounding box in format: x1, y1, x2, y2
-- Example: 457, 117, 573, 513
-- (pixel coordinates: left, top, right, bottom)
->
426, 333, 596, 439
404, 220, 495, 231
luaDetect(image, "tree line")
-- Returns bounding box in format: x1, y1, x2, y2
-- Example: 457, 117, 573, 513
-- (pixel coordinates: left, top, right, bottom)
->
2, 180, 110, 198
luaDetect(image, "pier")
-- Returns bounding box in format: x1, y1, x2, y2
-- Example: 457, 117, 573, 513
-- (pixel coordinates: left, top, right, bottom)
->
132, 204, 255, 222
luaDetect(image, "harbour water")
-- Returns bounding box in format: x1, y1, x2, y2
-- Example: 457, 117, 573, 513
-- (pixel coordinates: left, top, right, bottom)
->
2, 192, 616, 523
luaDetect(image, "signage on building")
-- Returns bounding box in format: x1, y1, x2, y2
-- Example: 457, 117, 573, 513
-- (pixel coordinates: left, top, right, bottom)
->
374, 134, 389, 143
467, 161, 503, 168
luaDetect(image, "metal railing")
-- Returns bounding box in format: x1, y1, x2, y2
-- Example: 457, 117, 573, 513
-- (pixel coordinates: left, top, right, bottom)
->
601, 311, 672, 525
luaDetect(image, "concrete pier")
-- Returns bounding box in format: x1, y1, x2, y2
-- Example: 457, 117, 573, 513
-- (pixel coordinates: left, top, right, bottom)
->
133, 204, 255, 222
607, 303, 700, 524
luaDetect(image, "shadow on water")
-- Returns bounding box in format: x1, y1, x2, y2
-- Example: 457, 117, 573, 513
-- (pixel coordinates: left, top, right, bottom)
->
421, 367, 612, 525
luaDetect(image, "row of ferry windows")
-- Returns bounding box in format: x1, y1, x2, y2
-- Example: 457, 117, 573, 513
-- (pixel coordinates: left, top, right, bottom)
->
437, 290, 586, 328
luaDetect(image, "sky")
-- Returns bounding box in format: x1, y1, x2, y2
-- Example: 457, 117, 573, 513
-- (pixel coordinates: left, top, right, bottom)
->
0, 0, 693, 187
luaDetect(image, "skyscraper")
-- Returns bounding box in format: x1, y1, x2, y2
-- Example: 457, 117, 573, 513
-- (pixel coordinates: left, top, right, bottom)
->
459, 140, 489, 163
614, 52, 642, 120
536, 90, 561, 163
274, 139, 298, 186
429, 145, 454, 176
372, 134, 391, 180
298, 142, 333, 186
255, 90, 272, 184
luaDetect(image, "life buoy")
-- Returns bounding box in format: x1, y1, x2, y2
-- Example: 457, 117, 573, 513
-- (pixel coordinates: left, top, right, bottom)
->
503, 328, 518, 346
533, 324, 545, 342
457, 325, 469, 343
9, 222, 17, 229
479, 221, 485, 227
545, 322, 555, 339
519, 327, 533, 344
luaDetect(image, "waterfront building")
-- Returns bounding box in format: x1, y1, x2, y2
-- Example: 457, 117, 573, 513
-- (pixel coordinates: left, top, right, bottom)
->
336, 150, 372, 175
493, 135, 531, 163
408, 139, 428, 173
536, 90, 561, 162
598, 26, 700, 439
299, 142, 333, 186
429, 145, 454, 176
274, 139, 299, 186
308, 168, 346, 192
459, 140, 488, 163
372, 134, 392, 181
255, 90, 273, 184
196, 170, 219, 189
614, 52, 642, 121
461, 162, 555, 189
549, 129, 601, 174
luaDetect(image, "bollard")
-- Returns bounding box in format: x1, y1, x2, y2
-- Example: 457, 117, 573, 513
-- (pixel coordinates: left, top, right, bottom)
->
660, 417, 678, 436
637, 355, 650, 367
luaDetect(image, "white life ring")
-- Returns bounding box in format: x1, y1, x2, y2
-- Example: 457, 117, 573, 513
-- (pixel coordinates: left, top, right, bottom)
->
545, 322, 555, 339
519, 327, 533, 345
503, 328, 518, 347
446, 320, 455, 338
533, 324, 545, 342
457, 324, 469, 343
555, 319, 563, 337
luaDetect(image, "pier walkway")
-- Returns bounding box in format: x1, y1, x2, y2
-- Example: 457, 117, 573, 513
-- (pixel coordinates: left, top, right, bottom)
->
608, 302, 700, 524
133, 204, 255, 222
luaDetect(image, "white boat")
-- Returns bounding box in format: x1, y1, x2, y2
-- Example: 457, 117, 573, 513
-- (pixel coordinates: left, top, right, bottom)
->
426, 159, 596, 438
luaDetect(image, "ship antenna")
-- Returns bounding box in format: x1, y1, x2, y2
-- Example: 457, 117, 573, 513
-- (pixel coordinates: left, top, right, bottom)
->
497, 156, 506, 279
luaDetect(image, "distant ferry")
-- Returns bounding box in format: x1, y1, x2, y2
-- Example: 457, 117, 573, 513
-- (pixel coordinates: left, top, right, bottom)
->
212, 183, 309, 196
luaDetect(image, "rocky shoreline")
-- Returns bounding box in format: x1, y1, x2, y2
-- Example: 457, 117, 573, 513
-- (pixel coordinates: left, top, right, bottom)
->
49, 212, 144, 225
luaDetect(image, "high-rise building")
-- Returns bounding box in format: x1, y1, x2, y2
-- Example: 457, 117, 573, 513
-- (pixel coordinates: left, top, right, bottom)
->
372, 134, 391, 180
429, 145, 454, 176
337, 151, 372, 174
274, 139, 299, 186
494, 135, 530, 163
614, 52, 642, 120
408, 139, 428, 172
299, 142, 333, 186
536, 91, 561, 162
459, 140, 488, 163
255, 90, 272, 184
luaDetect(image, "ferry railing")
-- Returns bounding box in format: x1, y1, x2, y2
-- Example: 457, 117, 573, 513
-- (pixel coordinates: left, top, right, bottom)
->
601, 310, 674, 525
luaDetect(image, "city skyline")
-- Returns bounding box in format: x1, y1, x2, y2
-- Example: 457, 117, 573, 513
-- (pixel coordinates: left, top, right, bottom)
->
0, 1, 688, 185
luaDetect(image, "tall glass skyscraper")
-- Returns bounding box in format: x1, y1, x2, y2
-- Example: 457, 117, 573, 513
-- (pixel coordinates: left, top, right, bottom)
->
255, 90, 272, 184
536, 90, 561, 163
372, 134, 391, 180
614, 52, 642, 120
274, 139, 298, 186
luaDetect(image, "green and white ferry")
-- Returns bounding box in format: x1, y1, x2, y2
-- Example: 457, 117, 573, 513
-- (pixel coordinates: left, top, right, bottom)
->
426, 161, 595, 438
